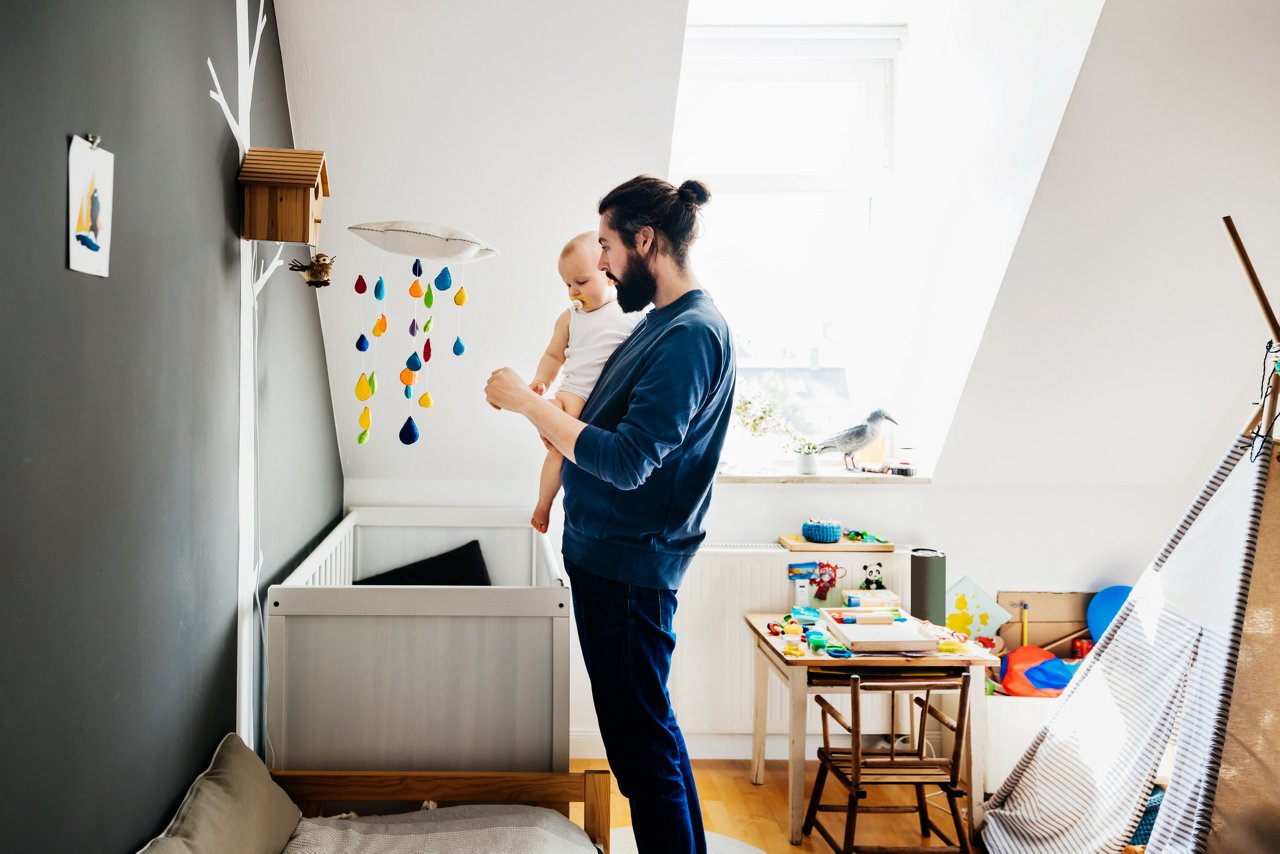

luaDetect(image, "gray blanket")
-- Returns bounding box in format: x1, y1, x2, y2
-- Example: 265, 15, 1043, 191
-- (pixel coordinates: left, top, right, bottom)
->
283, 804, 599, 853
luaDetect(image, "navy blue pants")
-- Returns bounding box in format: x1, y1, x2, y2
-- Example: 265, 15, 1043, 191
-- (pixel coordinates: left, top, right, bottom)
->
564, 559, 707, 854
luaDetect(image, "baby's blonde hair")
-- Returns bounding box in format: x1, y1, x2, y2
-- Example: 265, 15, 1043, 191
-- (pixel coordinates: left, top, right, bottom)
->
560, 231, 598, 261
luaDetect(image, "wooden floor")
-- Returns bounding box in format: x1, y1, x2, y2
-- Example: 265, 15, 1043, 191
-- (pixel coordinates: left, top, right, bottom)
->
569, 759, 967, 853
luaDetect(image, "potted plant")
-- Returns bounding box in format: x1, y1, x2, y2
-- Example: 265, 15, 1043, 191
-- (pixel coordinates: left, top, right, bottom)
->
793, 438, 820, 474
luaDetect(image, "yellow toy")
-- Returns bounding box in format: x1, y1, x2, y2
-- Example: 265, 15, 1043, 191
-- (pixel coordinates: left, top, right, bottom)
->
782, 623, 806, 657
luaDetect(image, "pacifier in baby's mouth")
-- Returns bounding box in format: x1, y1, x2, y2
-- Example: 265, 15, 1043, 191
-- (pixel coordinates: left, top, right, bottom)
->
570, 297, 586, 312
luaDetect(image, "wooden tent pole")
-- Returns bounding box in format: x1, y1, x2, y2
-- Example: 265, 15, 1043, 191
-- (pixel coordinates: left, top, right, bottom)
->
1224, 216, 1280, 341
1244, 402, 1265, 438
1225, 217, 1280, 437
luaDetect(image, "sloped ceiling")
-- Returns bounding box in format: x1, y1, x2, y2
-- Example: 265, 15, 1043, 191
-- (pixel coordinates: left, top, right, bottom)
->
275, 0, 689, 494
937, 0, 1280, 488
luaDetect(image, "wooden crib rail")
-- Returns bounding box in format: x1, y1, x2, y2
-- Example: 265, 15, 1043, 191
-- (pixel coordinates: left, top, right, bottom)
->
271, 769, 611, 853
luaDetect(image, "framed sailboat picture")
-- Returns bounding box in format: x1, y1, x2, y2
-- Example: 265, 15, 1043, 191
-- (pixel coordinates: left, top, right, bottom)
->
68, 134, 114, 277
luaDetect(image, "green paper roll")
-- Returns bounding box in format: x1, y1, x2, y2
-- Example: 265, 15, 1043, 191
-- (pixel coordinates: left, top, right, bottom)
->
910, 548, 947, 625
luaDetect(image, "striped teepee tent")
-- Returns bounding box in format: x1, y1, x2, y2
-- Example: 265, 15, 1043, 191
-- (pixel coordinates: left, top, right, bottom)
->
980, 218, 1280, 853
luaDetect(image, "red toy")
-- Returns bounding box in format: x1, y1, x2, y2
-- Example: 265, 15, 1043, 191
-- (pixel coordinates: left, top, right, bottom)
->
811, 562, 846, 601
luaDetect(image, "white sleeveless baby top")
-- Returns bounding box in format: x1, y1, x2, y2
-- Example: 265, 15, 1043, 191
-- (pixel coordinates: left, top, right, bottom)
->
558, 299, 642, 400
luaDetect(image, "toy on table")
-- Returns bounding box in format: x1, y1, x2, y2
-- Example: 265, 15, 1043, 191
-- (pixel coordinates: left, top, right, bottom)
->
826, 645, 852, 659
843, 589, 901, 609
782, 623, 806, 657
827, 609, 903, 625
807, 631, 828, 654
859, 562, 887, 590
790, 606, 822, 625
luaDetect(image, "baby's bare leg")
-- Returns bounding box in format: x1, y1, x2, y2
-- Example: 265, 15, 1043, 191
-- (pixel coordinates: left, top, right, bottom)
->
532, 392, 587, 533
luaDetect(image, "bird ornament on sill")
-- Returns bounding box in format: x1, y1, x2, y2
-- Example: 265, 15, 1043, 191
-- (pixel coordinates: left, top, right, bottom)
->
289, 252, 336, 288
817, 409, 898, 471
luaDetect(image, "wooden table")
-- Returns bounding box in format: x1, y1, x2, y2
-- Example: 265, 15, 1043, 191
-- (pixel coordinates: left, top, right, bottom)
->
744, 613, 999, 846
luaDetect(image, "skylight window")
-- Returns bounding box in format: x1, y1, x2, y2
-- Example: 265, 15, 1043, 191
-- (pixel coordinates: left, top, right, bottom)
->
670, 26, 907, 470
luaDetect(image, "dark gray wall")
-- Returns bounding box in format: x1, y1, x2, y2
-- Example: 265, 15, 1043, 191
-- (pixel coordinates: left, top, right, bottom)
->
0, 2, 342, 851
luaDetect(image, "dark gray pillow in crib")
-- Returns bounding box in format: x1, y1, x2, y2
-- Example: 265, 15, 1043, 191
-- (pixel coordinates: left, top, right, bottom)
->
354, 539, 491, 586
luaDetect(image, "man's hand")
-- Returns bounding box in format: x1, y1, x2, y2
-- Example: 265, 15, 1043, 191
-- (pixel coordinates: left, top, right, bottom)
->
486, 368, 539, 413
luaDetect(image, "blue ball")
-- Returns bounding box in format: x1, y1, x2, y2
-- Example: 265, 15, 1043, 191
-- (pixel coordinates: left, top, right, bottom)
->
1086, 585, 1132, 642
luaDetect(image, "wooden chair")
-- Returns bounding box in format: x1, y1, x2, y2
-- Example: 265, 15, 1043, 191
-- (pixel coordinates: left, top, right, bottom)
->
803, 673, 972, 854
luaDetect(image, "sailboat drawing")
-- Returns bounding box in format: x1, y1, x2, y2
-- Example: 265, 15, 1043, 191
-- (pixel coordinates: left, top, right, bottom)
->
75, 176, 102, 251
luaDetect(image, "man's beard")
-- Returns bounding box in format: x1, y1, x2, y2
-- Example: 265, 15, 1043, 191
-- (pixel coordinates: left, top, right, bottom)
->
608, 249, 658, 313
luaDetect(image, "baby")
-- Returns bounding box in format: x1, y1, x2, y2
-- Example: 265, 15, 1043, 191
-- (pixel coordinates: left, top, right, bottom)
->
529, 231, 641, 532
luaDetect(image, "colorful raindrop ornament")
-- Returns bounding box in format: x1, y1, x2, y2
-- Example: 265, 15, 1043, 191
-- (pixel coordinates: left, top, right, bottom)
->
434, 267, 452, 291
424, 284, 434, 309
409, 318, 419, 336
359, 407, 371, 430
422, 316, 433, 335
354, 274, 368, 294
399, 367, 416, 386
406, 352, 423, 371
399, 417, 420, 445
419, 391, 433, 408
454, 287, 468, 307
372, 314, 388, 337
357, 429, 369, 445
404, 386, 413, 399
422, 339, 432, 362
412, 258, 423, 277
453, 336, 465, 356
409, 279, 424, 298
355, 373, 372, 401
368, 371, 379, 394
356, 334, 370, 352
374, 276, 385, 300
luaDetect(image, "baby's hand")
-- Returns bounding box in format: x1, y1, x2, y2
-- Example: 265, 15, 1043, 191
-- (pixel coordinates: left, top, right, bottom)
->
529, 380, 547, 396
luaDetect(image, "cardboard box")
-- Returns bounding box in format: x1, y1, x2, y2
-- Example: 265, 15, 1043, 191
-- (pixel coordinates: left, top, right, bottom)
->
996, 591, 1091, 652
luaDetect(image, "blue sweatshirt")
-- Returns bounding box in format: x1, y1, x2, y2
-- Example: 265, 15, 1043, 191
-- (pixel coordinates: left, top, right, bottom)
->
562, 289, 736, 590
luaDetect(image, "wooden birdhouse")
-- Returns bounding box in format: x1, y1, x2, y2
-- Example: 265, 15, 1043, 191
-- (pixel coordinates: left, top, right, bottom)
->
237, 147, 330, 246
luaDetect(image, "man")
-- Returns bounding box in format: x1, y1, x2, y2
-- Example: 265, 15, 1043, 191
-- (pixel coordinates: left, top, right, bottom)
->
485, 175, 736, 853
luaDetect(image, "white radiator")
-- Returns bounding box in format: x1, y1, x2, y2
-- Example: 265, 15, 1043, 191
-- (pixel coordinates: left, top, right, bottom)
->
667, 543, 911, 740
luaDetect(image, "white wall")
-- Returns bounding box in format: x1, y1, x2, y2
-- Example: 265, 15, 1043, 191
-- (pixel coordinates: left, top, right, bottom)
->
938, 0, 1280, 489
277, 0, 689, 501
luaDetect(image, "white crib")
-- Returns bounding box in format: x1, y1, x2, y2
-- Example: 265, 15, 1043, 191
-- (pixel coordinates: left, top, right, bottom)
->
264, 506, 569, 773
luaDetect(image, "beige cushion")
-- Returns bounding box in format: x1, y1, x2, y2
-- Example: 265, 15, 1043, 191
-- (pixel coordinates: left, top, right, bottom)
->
139, 733, 300, 854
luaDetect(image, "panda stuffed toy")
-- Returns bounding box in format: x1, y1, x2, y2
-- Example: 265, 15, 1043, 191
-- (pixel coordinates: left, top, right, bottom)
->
859, 562, 886, 591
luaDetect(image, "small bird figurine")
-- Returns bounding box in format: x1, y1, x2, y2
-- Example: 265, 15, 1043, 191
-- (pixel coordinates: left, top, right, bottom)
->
289, 252, 336, 288
817, 409, 899, 471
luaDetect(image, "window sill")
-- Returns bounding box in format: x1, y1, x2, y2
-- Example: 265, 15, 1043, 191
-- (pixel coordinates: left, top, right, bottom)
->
715, 466, 931, 485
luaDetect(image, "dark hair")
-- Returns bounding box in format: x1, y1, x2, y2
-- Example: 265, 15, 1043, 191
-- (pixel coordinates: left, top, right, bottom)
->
598, 175, 711, 268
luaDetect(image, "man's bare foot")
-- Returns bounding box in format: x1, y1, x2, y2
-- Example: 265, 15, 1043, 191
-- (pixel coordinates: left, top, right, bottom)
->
531, 504, 551, 534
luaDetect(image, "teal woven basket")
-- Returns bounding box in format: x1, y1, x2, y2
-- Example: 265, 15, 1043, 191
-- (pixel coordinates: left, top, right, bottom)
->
801, 521, 842, 544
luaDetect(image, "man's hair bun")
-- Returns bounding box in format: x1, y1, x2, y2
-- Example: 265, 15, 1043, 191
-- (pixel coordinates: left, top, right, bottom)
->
677, 179, 711, 208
